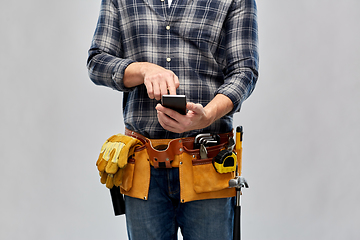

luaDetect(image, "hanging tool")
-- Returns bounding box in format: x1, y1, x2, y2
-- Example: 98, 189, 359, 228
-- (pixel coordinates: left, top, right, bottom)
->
109, 186, 126, 216
235, 126, 243, 175
229, 126, 249, 240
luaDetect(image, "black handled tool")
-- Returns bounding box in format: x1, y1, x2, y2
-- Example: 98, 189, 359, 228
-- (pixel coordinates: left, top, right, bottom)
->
230, 176, 249, 240
229, 126, 249, 240
109, 186, 126, 216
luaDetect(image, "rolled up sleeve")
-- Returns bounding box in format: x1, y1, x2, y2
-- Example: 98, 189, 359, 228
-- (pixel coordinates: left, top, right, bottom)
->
87, 0, 135, 92
215, 0, 259, 114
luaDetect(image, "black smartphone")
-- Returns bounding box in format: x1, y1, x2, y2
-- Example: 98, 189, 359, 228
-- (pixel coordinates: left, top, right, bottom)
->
161, 95, 187, 115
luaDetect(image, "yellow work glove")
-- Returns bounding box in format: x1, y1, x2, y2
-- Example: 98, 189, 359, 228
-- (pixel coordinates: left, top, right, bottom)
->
96, 134, 141, 189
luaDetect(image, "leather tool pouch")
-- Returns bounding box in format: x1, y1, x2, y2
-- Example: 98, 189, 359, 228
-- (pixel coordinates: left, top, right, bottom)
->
121, 129, 236, 202
185, 144, 236, 192
178, 144, 236, 203
191, 150, 235, 194
145, 138, 184, 168
125, 128, 184, 169
120, 144, 151, 200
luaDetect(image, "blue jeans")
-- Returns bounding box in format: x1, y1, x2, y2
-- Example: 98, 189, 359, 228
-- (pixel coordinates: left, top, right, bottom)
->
125, 167, 234, 240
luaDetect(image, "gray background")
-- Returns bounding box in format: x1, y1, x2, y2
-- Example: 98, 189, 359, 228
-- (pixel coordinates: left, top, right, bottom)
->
1, 0, 359, 239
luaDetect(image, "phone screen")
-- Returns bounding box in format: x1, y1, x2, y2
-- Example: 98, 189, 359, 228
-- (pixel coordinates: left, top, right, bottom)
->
161, 95, 187, 115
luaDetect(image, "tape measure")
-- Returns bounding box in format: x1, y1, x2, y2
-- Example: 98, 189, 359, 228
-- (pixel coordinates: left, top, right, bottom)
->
212, 150, 237, 174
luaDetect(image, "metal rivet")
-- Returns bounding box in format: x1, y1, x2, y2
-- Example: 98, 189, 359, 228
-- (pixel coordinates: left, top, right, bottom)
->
180, 162, 183, 165
166, 25, 170, 30
166, 58, 171, 62
179, 148, 183, 152
166, 158, 169, 161
181, 199, 184, 203
179, 140, 182, 143
144, 196, 147, 200
192, 155, 196, 158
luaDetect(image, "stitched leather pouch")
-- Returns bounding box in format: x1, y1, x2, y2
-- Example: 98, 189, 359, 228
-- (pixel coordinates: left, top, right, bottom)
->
119, 158, 135, 192
183, 143, 235, 194
121, 129, 236, 202
120, 146, 151, 200
179, 151, 236, 203
145, 138, 184, 168
192, 158, 235, 193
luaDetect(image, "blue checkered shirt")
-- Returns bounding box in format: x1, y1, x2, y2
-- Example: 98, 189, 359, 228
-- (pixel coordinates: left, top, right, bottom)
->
87, 0, 259, 139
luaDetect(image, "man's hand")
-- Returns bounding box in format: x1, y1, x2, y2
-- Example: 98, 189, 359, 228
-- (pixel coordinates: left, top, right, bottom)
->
143, 64, 179, 100
123, 62, 179, 100
156, 102, 212, 133
124, 63, 234, 133
156, 94, 234, 133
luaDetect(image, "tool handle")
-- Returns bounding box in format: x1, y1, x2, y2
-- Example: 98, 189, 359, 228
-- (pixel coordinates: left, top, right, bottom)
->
233, 204, 241, 240
235, 126, 243, 150
235, 126, 243, 176
110, 186, 126, 216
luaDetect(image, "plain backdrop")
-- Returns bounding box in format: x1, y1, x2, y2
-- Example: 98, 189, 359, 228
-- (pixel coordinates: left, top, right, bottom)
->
1, 0, 359, 239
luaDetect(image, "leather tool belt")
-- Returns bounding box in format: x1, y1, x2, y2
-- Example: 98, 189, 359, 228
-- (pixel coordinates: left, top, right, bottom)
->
125, 128, 233, 168
120, 128, 237, 203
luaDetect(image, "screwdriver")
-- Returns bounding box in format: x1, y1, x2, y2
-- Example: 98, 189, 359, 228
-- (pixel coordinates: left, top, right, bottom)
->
235, 126, 243, 176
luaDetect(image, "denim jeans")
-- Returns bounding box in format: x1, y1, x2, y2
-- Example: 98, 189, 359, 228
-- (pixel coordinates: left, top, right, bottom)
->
125, 167, 235, 240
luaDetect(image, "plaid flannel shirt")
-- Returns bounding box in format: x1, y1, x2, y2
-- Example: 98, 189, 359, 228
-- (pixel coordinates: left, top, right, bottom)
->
87, 0, 259, 139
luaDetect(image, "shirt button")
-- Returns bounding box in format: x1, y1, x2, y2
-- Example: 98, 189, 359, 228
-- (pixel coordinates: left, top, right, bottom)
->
166, 25, 170, 30
166, 58, 171, 62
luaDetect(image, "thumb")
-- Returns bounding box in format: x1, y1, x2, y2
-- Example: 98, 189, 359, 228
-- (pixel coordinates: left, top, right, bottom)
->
186, 102, 204, 113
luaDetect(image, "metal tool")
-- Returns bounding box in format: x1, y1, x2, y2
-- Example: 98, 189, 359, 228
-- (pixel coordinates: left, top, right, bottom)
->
194, 133, 220, 149
228, 126, 249, 240
229, 176, 249, 240
229, 176, 249, 188
199, 144, 208, 159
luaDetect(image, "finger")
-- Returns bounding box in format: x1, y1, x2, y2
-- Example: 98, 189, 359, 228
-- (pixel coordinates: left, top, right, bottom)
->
174, 75, 180, 89
144, 80, 154, 99
157, 110, 181, 133
157, 110, 172, 128
159, 80, 168, 99
167, 75, 179, 95
152, 82, 161, 101
186, 102, 202, 113
156, 104, 182, 121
